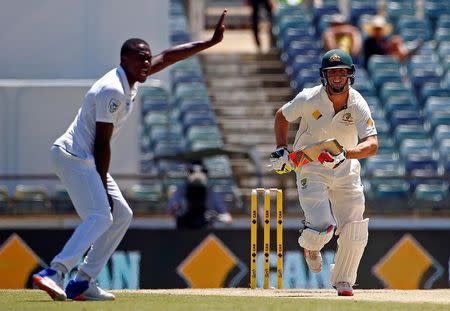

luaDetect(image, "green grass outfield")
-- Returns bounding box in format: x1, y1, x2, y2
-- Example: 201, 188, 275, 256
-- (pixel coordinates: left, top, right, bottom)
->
1, 289, 449, 311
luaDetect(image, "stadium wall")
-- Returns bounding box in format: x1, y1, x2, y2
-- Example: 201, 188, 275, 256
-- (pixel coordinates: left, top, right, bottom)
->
0, 226, 448, 290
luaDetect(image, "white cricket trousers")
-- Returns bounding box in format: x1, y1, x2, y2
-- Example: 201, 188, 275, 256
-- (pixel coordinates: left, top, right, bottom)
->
50, 145, 133, 279
296, 159, 365, 234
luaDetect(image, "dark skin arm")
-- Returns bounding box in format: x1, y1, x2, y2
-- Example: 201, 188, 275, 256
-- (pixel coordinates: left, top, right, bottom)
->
274, 108, 290, 148
94, 122, 114, 207
148, 10, 227, 75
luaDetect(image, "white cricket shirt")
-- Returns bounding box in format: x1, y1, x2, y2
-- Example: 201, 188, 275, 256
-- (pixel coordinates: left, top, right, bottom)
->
54, 66, 138, 160
282, 85, 377, 151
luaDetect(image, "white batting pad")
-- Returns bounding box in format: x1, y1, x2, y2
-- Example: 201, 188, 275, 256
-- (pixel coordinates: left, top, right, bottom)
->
298, 225, 334, 251
331, 218, 369, 286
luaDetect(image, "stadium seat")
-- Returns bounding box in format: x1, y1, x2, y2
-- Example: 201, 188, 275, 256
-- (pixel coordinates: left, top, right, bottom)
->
393, 124, 429, 146
371, 69, 403, 91
281, 40, 320, 66
389, 109, 423, 129
0, 186, 9, 212
379, 82, 412, 104
362, 153, 404, 178
366, 178, 411, 213
397, 16, 433, 41
367, 55, 401, 77
413, 182, 450, 211
12, 185, 51, 214
384, 95, 419, 118
126, 184, 164, 212
377, 138, 397, 155
288, 54, 321, 78
419, 83, 450, 107
349, 1, 378, 26
427, 111, 450, 133
424, 1, 450, 30
291, 68, 321, 93
433, 125, 450, 147
52, 185, 73, 214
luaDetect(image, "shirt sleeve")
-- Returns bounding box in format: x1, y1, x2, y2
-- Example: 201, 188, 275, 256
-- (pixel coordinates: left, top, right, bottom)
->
95, 87, 123, 124
281, 90, 307, 122
355, 97, 377, 139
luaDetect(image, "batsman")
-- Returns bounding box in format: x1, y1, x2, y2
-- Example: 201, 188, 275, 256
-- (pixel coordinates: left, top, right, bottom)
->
270, 49, 378, 296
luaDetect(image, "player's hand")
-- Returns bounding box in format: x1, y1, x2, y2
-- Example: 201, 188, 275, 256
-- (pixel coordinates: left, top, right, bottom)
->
270, 147, 294, 174
318, 150, 346, 169
211, 9, 227, 44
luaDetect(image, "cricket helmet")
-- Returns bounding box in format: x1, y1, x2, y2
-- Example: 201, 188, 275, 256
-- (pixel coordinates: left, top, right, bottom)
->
319, 49, 355, 85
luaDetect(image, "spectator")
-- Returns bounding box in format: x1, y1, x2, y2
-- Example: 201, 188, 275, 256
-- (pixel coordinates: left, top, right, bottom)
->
246, 0, 275, 51
167, 162, 233, 229
322, 14, 362, 63
362, 15, 423, 68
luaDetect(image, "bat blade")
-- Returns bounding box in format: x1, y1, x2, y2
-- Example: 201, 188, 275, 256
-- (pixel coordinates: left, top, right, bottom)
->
289, 151, 312, 168
289, 138, 344, 168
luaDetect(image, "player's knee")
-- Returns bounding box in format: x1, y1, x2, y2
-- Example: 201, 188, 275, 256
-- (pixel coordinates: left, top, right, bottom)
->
113, 202, 133, 226
91, 213, 114, 231
298, 225, 334, 251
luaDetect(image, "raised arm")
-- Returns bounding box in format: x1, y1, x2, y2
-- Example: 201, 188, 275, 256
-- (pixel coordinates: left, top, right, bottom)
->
149, 9, 227, 75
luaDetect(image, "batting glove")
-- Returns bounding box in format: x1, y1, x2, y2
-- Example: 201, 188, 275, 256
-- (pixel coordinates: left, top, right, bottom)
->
270, 147, 294, 174
318, 150, 346, 169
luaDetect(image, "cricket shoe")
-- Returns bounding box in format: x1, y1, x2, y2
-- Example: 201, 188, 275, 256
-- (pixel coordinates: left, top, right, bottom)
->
304, 249, 322, 273
32, 268, 67, 301
66, 279, 115, 301
335, 282, 354, 296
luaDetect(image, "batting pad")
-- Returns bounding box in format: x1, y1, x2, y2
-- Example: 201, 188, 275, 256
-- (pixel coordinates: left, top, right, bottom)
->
331, 218, 369, 286
298, 225, 334, 251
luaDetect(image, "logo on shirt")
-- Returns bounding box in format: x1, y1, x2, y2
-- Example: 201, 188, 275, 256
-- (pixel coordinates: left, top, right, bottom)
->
341, 112, 354, 125
108, 98, 121, 113
312, 110, 322, 120
367, 117, 374, 127
300, 178, 307, 189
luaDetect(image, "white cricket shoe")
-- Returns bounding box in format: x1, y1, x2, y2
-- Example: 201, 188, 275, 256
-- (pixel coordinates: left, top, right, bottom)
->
32, 268, 67, 301
335, 282, 354, 296
66, 279, 115, 301
304, 249, 322, 273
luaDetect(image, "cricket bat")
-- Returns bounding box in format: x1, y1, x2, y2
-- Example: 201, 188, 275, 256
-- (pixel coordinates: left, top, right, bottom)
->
289, 138, 344, 168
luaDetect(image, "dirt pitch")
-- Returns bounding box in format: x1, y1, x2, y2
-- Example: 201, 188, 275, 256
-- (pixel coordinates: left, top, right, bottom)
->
136, 288, 450, 305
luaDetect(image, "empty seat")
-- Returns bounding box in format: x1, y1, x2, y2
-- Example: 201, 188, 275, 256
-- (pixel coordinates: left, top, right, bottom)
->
394, 124, 429, 146
419, 83, 450, 107
379, 82, 412, 103
12, 185, 51, 213
371, 69, 403, 90
140, 85, 169, 102
363, 153, 404, 178
376, 138, 397, 155
384, 95, 419, 118
0, 186, 9, 212
413, 182, 450, 211
366, 178, 411, 212
367, 55, 401, 77
53, 185, 73, 213
427, 111, 450, 132
126, 184, 164, 212
282, 40, 320, 66
433, 125, 450, 147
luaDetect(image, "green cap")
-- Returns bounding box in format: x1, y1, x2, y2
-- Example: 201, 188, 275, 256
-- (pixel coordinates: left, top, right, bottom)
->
320, 49, 353, 70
